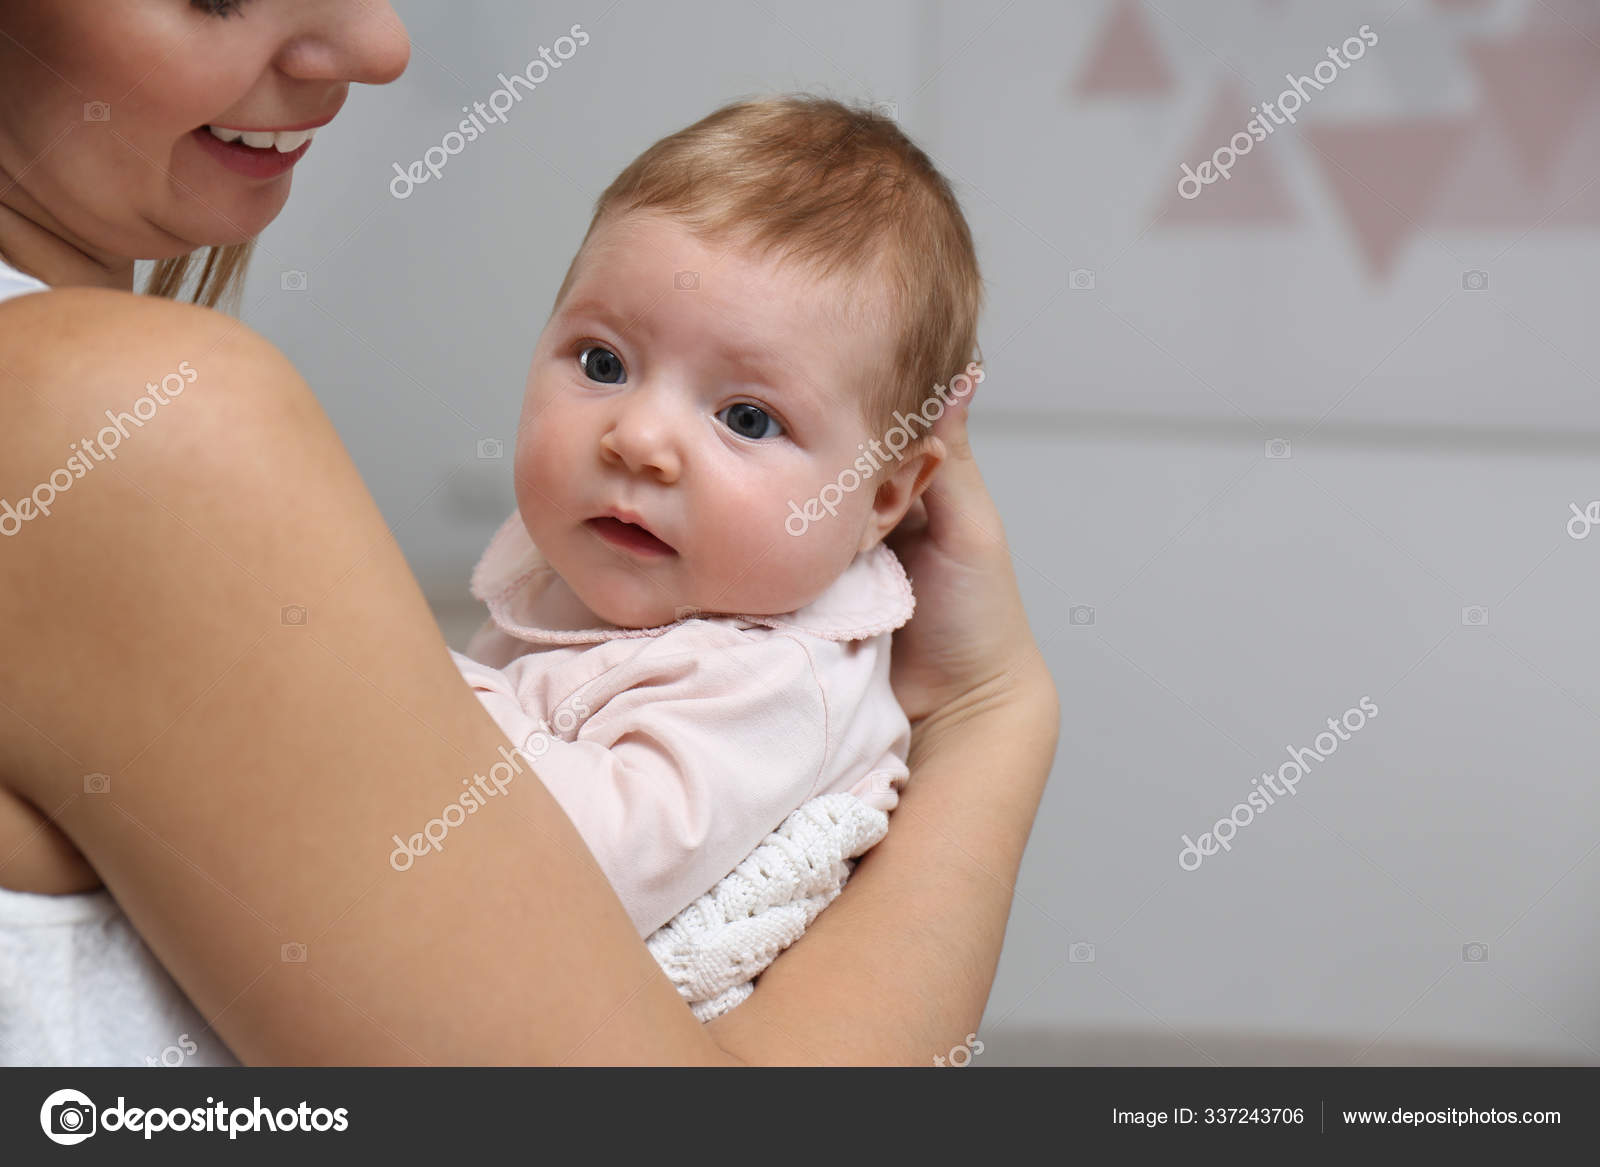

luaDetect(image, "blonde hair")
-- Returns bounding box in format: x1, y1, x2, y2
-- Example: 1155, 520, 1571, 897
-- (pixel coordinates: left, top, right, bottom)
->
556, 95, 983, 428
144, 241, 255, 311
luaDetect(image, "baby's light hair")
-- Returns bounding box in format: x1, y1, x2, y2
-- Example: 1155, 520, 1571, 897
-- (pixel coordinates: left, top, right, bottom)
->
553, 94, 984, 433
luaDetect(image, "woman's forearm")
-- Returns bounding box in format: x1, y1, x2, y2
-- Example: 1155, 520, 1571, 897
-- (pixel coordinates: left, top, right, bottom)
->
706, 659, 1060, 1064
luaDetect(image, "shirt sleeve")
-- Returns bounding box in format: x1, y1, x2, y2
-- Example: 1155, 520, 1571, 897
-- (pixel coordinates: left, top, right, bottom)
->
455, 632, 830, 938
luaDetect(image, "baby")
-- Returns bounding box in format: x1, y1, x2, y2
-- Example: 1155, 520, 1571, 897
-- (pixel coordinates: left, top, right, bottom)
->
451, 95, 984, 959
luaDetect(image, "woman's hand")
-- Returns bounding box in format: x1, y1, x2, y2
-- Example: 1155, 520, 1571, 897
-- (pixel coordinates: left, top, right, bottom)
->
886, 383, 1055, 726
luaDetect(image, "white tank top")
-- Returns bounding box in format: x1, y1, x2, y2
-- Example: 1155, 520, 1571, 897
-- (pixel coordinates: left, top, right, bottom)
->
0, 253, 239, 1065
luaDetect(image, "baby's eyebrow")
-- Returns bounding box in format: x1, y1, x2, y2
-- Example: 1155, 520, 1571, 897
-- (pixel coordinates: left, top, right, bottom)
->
716, 341, 784, 380
558, 298, 636, 335
716, 343, 830, 412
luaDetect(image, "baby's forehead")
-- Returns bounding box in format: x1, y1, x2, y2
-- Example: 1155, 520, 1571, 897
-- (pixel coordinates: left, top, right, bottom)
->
586, 207, 894, 312
567, 216, 897, 386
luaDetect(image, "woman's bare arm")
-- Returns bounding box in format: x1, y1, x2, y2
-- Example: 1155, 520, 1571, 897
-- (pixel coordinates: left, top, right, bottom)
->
0, 289, 1055, 1063
707, 668, 1058, 1063
0, 289, 724, 1064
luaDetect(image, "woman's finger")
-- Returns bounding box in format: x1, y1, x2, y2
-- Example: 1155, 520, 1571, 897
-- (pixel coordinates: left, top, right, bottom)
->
921, 383, 1004, 549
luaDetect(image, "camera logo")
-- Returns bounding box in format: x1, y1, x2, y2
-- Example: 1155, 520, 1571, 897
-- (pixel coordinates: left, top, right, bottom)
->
84, 772, 111, 794
1068, 604, 1096, 627
1069, 268, 1096, 291
476, 437, 504, 460
673, 270, 700, 290
1265, 438, 1292, 459
281, 605, 308, 626
1462, 270, 1488, 291
83, 102, 110, 122
1069, 941, 1096, 963
1462, 942, 1489, 963
40, 1088, 96, 1145
280, 270, 308, 292
281, 942, 308, 962
1461, 605, 1489, 627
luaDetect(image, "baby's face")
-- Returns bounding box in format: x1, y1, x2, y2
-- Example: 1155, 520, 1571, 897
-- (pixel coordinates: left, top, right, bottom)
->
514, 210, 895, 628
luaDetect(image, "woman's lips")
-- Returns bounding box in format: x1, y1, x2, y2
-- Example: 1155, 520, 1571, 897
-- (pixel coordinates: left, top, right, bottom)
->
586, 516, 676, 558
189, 126, 313, 179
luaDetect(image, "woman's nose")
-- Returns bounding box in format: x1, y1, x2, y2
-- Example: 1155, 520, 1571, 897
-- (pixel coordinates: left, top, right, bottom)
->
275, 1, 411, 87
598, 394, 683, 483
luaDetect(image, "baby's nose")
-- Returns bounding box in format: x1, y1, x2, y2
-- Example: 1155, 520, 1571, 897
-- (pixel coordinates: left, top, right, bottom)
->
599, 402, 682, 482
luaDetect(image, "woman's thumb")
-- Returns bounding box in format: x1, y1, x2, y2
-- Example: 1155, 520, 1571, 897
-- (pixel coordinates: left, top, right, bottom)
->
931, 381, 976, 461
922, 381, 998, 543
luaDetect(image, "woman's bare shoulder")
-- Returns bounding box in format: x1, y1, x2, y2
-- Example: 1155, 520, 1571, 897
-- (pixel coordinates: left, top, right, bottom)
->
0, 286, 291, 389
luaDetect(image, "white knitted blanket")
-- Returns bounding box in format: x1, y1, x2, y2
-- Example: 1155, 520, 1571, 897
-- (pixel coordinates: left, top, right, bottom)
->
644, 793, 890, 1021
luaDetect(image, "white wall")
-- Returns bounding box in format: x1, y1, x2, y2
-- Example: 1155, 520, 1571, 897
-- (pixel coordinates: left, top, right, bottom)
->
234, 0, 1600, 1063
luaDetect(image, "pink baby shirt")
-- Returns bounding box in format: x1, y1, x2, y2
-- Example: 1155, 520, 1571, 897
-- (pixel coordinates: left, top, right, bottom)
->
449, 513, 915, 938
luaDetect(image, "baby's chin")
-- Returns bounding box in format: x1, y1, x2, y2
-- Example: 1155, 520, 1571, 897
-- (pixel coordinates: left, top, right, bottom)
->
569, 575, 690, 630
566, 588, 666, 630
577, 577, 823, 629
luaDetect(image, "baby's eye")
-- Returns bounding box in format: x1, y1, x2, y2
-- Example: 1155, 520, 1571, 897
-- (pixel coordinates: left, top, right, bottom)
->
578, 345, 625, 384
717, 402, 784, 440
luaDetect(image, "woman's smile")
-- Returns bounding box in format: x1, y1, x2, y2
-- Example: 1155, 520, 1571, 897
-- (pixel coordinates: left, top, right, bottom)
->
189, 124, 315, 179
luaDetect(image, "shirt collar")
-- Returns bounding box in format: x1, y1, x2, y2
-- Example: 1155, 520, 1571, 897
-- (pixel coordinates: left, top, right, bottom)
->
469, 512, 915, 646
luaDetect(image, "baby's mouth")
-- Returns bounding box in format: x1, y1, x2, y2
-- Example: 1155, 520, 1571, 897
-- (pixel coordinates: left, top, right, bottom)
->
586, 516, 677, 558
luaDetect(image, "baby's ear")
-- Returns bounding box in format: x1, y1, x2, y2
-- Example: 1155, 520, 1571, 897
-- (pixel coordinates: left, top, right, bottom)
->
858, 436, 946, 553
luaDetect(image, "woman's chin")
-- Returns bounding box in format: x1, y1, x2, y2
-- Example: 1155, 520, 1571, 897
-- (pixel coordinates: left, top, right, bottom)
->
201, 199, 285, 243
166, 180, 291, 248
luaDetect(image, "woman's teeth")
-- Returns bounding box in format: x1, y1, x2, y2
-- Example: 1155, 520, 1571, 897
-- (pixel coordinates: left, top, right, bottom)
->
204, 125, 317, 152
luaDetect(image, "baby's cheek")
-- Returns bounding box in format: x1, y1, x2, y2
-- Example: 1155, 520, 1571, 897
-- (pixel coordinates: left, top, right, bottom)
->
512, 435, 567, 530
517, 415, 567, 484
729, 522, 852, 614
